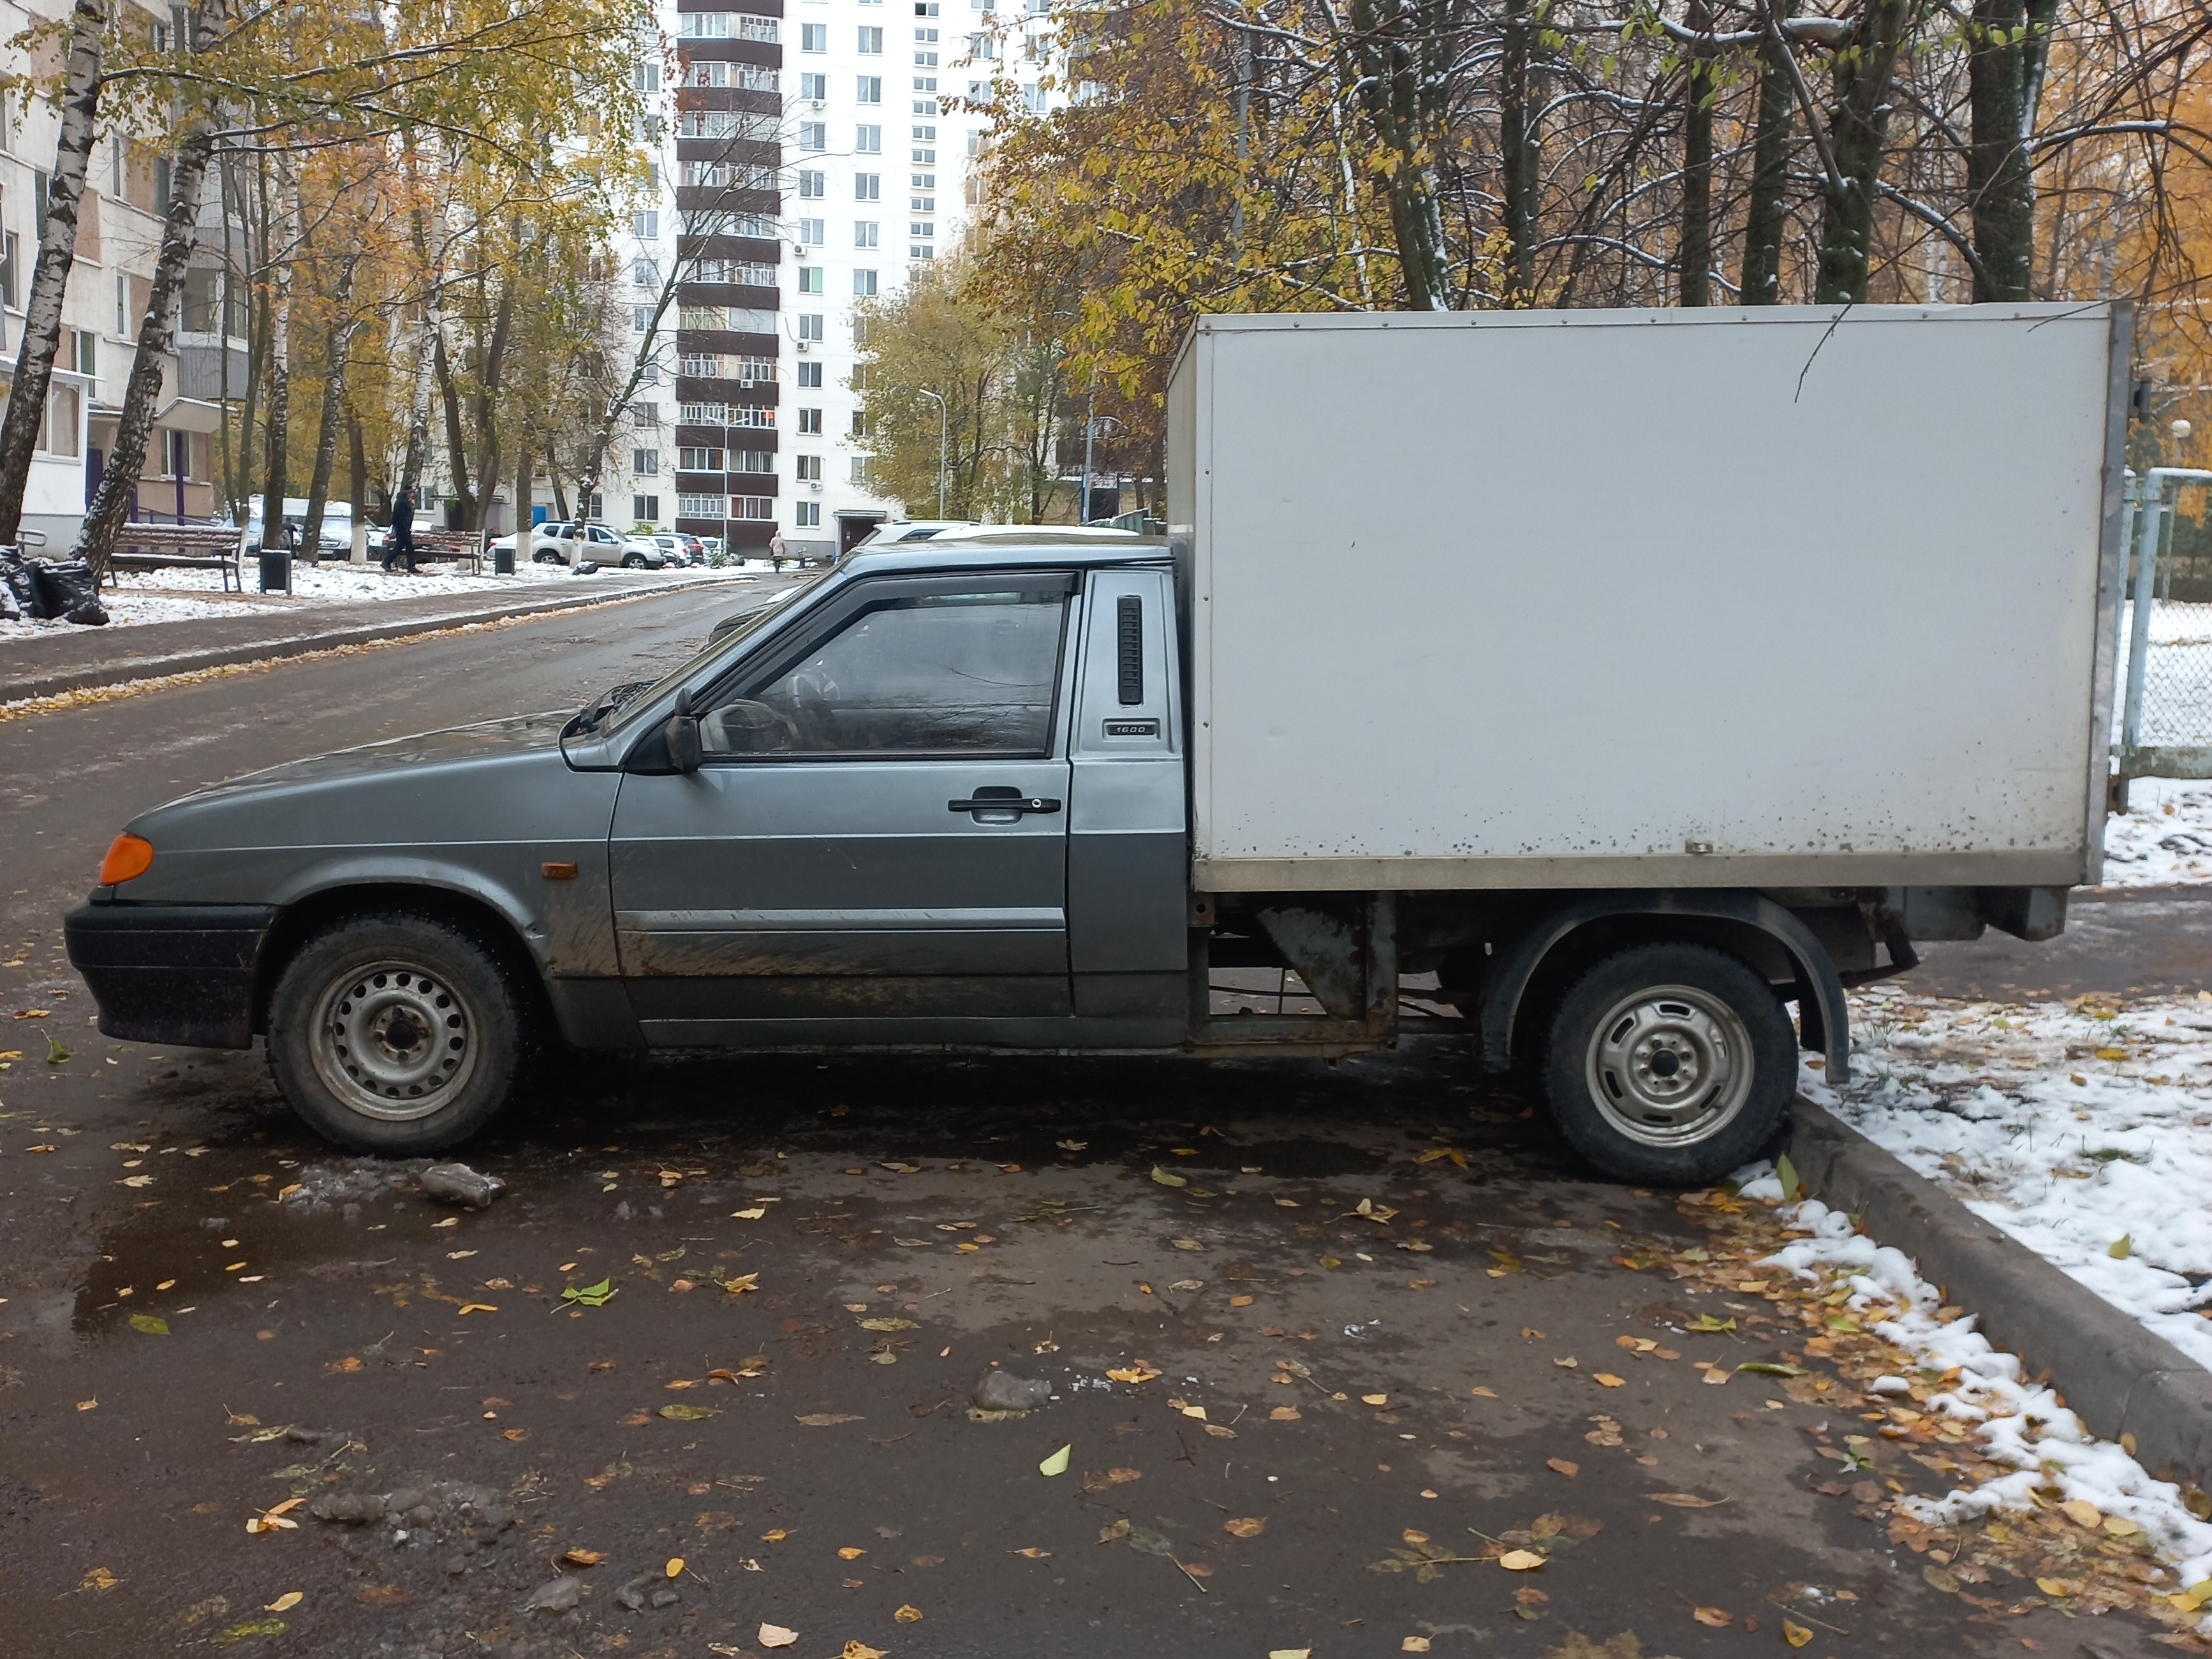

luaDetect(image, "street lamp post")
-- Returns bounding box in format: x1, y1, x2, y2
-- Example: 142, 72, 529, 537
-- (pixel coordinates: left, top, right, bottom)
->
918, 388, 948, 519
1080, 400, 1126, 525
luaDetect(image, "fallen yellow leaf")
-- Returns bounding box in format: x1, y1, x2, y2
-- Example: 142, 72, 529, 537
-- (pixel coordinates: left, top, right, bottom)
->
1498, 1550, 1545, 1572
837, 1546, 867, 1560
1545, 1458, 1579, 1477
1692, 1606, 1731, 1627
841, 1644, 886, 1659
1402, 1640, 1432, 1653
1361, 1394, 1389, 1407
2060, 1498, 2101, 1528
758, 1625, 799, 1649
456, 1302, 497, 1316
2037, 1577, 2071, 1597
1783, 1617, 1813, 1648
1269, 1406, 1301, 1421
1039, 1443, 1072, 1477
1106, 1362, 1161, 1385
559, 1548, 603, 1567
666, 1557, 684, 1579
1224, 1517, 1265, 1538
762, 1529, 788, 1542
265, 1593, 302, 1613
1593, 1373, 1625, 1388
894, 1604, 923, 1623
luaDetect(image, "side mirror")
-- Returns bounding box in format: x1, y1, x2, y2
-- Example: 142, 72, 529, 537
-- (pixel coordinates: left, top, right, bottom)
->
665, 688, 702, 774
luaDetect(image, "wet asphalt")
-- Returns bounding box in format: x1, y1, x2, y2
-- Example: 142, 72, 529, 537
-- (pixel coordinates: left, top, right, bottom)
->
0, 588, 2203, 1657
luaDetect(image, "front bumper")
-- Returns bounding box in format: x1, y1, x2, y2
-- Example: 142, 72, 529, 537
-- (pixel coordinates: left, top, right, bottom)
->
64, 901, 276, 1049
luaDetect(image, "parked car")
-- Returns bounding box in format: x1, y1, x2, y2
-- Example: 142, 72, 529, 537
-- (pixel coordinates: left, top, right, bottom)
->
649, 534, 702, 566
63, 305, 2122, 1182
244, 496, 353, 556
485, 522, 629, 565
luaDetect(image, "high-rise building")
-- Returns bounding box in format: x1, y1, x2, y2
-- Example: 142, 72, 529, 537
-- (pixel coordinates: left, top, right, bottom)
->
627, 0, 1054, 559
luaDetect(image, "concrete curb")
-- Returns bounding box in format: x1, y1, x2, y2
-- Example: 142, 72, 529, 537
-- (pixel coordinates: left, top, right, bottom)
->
1788, 1098, 2212, 1489
0, 584, 679, 704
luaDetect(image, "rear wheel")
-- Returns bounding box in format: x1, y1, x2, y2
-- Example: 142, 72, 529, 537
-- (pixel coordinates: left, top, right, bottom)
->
1542, 943, 1794, 1184
267, 915, 531, 1154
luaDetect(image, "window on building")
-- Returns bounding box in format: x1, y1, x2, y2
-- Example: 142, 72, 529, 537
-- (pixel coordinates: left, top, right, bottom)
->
799, 122, 827, 151
681, 353, 725, 379
855, 221, 878, 247
73, 328, 95, 374
634, 257, 661, 288
911, 191, 933, 210
634, 59, 660, 91
799, 169, 825, 198
633, 449, 660, 475
679, 492, 728, 519
797, 362, 823, 388
40, 382, 79, 457
732, 449, 776, 474
739, 64, 779, 92
857, 124, 882, 151
680, 12, 730, 36
730, 404, 778, 429
739, 13, 778, 41
853, 269, 878, 295
1, 232, 19, 310
634, 402, 663, 427
910, 242, 934, 259
680, 447, 726, 472
735, 496, 775, 520
634, 305, 654, 332
914, 145, 936, 163
736, 357, 776, 383
855, 173, 881, 202
970, 31, 993, 57
796, 501, 822, 527
680, 402, 728, 425
800, 71, 827, 99
686, 60, 729, 86
797, 313, 824, 342
795, 454, 822, 480
802, 21, 826, 49
859, 25, 883, 50
798, 265, 823, 293
797, 407, 823, 433
909, 221, 934, 239
799, 217, 825, 244
633, 209, 660, 239
857, 75, 881, 102
852, 411, 867, 438
633, 493, 661, 523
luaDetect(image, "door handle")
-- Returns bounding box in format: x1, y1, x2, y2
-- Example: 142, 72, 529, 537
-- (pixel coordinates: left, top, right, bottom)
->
948, 795, 1061, 816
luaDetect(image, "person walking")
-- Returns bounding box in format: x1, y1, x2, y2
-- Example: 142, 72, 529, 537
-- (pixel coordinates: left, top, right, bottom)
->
383, 488, 419, 575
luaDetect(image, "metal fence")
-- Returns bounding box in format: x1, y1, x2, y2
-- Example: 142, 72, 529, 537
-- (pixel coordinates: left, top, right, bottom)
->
2114, 468, 2212, 780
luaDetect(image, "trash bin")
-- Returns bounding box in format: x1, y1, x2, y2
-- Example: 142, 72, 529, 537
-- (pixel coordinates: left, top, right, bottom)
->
493, 543, 515, 575
258, 549, 291, 594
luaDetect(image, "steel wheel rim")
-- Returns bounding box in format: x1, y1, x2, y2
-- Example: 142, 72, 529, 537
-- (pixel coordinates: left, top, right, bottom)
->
309, 959, 478, 1122
1583, 983, 1755, 1149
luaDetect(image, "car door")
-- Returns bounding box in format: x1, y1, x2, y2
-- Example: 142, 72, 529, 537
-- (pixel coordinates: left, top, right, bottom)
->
607, 570, 1079, 1045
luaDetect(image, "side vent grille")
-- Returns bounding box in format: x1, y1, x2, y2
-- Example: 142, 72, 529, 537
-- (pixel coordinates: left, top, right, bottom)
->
1116, 595, 1143, 705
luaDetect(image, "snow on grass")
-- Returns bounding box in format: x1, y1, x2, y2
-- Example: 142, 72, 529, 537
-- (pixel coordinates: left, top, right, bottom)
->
2103, 776, 2212, 886
1729, 1168, 2212, 1596
0, 560, 761, 638
1800, 987, 2212, 1375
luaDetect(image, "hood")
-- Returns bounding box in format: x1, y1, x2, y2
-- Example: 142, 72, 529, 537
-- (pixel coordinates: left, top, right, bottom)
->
170, 712, 573, 805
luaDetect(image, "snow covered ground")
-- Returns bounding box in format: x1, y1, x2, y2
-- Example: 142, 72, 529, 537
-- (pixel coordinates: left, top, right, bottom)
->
1726, 1169, 2212, 1604
2104, 776, 2212, 885
0, 559, 763, 640
1802, 988, 2212, 1373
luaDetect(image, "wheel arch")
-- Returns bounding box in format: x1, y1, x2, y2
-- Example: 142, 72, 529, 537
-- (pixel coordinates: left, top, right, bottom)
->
1481, 891, 1847, 1082
252, 881, 550, 1036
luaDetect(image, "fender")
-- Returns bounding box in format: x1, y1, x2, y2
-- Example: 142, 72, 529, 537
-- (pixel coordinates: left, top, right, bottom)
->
1480, 890, 1849, 1082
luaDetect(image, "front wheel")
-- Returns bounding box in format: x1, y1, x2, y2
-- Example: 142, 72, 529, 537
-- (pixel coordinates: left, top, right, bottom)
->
621, 552, 645, 568
1542, 943, 1795, 1184
267, 915, 533, 1154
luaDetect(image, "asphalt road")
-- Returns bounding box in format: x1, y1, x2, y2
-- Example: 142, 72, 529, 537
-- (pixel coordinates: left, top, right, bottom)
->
0, 591, 2199, 1657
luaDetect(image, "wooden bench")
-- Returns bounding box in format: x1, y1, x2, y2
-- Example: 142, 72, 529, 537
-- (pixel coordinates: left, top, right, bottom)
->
103, 524, 247, 591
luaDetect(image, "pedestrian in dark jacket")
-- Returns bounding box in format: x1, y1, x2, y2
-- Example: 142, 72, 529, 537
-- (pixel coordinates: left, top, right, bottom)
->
384, 489, 418, 574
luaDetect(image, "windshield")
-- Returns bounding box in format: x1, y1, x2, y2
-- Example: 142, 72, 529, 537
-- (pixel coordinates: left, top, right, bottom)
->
571, 572, 828, 738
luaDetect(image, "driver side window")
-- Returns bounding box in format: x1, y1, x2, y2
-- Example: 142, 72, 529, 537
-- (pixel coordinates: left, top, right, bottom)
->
700, 586, 1069, 758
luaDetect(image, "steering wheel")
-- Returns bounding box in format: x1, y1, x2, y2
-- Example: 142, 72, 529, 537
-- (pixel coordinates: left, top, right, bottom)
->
703, 698, 800, 753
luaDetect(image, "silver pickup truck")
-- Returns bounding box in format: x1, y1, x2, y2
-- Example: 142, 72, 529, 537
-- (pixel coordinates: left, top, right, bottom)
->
66, 308, 2124, 1183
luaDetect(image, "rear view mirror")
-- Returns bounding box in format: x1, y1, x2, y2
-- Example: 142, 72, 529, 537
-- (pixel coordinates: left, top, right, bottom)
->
666, 688, 702, 774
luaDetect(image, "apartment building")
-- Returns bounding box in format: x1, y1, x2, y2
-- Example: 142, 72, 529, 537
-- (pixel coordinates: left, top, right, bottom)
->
623, 0, 1054, 559
0, 0, 229, 548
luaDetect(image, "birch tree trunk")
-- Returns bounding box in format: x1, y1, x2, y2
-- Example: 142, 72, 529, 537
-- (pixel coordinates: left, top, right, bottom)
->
1343, 0, 1452, 309
258, 161, 297, 552
401, 301, 441, 496
1739, 0, 1797, 304
0, 0, 106, 546
299, 257, 360, 557
76, 128, 217, 579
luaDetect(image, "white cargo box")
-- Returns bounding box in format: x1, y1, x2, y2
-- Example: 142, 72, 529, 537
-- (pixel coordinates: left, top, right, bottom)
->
1167, 305, 2130, 894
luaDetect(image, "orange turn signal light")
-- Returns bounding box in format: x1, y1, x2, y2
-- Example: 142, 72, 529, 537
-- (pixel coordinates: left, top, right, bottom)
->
99, 833, 154, 886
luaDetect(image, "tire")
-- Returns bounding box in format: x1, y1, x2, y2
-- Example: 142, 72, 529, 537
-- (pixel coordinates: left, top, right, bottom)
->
1541, 943, 1795, 1185
622, 552, 644, 568
266, 914, 533, 1154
